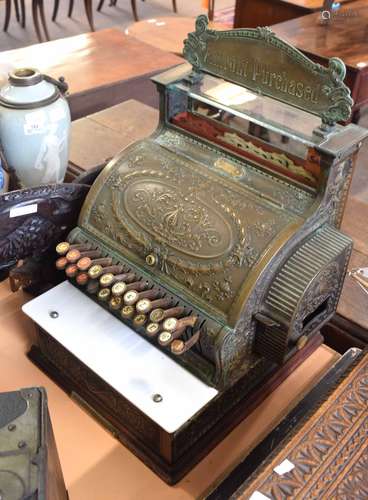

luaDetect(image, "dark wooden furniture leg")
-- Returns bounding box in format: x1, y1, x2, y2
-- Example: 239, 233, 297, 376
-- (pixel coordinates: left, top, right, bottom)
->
352, 107, 361, 124
3, 0, 11, 32
84, 0, 95, 31
208, 0, 215, 21
52, 0, 60, 22
32, 0, 43, 41
97, 0, 105, 11
14, 0, 20, 22
131, 0, 138, 21
172, 0, 177, 13
38, 0, 50, 40
20, 0, 25, 27
102, 0, 136, 27
68, 0, 74, 18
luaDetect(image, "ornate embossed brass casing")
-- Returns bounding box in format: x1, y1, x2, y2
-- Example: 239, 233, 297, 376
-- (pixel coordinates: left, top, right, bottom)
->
61, 17, 366, 391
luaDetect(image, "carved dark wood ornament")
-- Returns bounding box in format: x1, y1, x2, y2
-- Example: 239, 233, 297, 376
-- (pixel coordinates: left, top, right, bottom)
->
0, 183, 89, 286
183, 16, 353, 127
0, 184, 89, 260
233, 352, 368, 499
38, 333, 159, 445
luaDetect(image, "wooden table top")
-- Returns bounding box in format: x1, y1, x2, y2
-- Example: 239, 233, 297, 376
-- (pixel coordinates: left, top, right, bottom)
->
279, 0, 354, 9
0, 280, 337, 499
125, 17, 228, 56
69, 100, 158, 173
272, 0, 368, 69
0, 28, 181, 96
339, 142, 368, 331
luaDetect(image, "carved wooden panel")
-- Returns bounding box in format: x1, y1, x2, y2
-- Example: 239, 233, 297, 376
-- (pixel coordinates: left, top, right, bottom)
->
234, 351, 368, 499
38, 331, 160, 447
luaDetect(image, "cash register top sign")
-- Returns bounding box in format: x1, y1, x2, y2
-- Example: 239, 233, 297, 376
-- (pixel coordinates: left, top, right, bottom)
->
183, 15, 353, 132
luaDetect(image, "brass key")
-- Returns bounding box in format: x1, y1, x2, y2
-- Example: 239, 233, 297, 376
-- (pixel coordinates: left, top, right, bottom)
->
76, 272, 89, 286
77, 257, 112, 272
109, 296, 123, 310
171, 339, 185, 355
120, 305, 135, 319
100, 272, 135, 288
55, 257, 68, 271
87, 263, 122, 276
98, 288, 111, 301
158, 326, 186, 347
56, 242, 90, 256
149, 306, 185, 323
145, 322, 161, 337
123, 288, 158, 306
171, 331, 201, 356
65, 264, 79, 278
136, 297, 171, 314
88, 263, 119, 279
162, 315, 198, 333
112, 280, 148, 297
66, 249, 101, 264
86, 280, 99, 294
133, 314, 147, 327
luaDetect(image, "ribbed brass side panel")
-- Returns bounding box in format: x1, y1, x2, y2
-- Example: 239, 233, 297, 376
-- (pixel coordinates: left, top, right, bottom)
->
266, 225, 351, 321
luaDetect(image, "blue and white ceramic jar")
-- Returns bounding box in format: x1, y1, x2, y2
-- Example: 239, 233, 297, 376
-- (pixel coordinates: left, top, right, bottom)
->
0, 68, 70, 187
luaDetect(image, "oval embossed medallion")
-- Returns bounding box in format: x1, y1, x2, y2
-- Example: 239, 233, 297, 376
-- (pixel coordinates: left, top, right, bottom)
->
122, 180, 234, 259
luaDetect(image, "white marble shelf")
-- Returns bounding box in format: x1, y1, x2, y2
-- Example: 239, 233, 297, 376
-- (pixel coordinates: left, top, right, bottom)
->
23, 281, 218, 433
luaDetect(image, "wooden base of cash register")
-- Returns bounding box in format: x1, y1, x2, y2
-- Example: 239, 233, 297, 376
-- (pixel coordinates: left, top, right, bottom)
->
28, 329, 322, 484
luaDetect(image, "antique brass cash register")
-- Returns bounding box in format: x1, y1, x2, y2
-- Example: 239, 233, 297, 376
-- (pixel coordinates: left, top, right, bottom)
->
24, 17, 367, 483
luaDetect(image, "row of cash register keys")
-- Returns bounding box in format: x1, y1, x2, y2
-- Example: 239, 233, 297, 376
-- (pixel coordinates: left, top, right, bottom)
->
55, 241, 201, 356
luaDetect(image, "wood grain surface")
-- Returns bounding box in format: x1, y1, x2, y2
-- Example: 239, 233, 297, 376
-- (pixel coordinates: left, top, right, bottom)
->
338, 249, 368, 331
0, 29, 181, 119
234, 0, 357, 29
125, 17, 228, 55
337, 131, 368, 331
272, 0, 368, 69
281, 0, 354, 8
69, 100, 159, 171
271, 0, 368, 123
232, 350, 368, 500
0, 28, 181, 93
0, 279, 338, 499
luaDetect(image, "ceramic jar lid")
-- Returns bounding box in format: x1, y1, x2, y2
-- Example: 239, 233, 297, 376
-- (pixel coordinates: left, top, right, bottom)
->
0, 68, 59, 109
